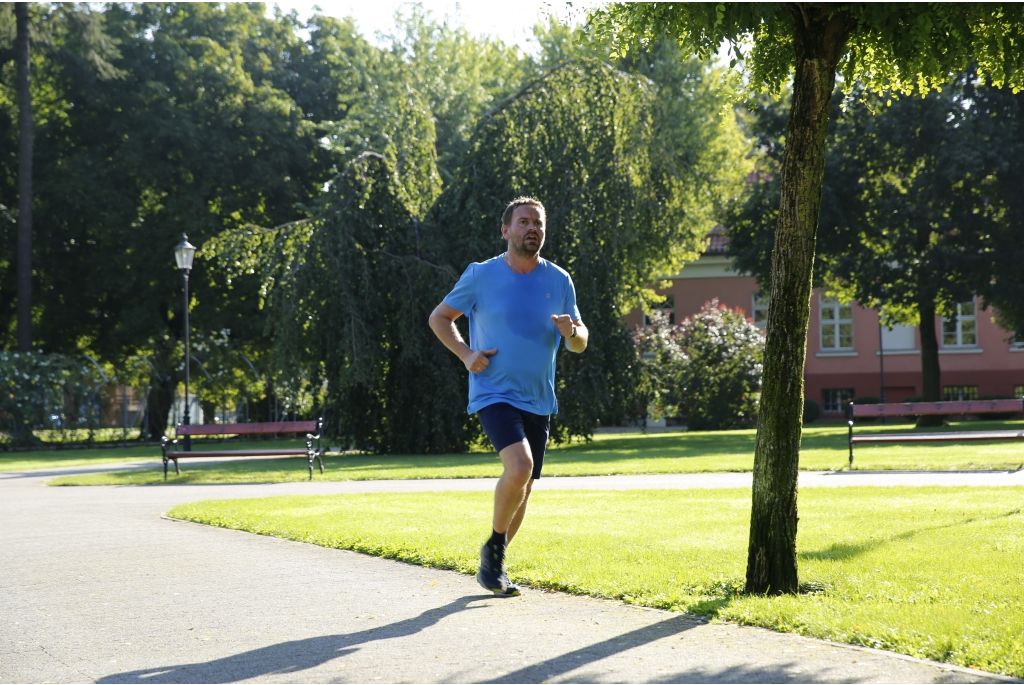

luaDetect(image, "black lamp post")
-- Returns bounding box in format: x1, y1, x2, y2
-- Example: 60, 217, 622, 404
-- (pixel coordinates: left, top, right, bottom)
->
174, 235, 196, 450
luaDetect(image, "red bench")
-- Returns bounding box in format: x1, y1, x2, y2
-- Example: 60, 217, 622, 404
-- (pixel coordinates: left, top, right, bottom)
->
160, 418, 325, 481
846, 399, 1024, 468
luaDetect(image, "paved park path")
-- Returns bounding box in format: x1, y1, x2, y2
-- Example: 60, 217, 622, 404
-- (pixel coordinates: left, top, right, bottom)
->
3, 463, 1022, 684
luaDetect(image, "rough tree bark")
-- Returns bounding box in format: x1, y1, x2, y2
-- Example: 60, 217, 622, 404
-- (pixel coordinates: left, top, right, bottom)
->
15, 2, 34, 352
745, 5, 855, 595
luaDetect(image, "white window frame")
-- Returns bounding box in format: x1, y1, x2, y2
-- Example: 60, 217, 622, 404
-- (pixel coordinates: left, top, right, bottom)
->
819, 294, 854, 351
752, 292, 769, 329
822, 388, 854, 413
941, 299, 978, 348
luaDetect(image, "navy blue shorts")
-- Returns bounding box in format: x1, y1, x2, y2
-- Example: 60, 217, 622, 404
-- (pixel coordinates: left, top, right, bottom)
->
477, 402, 550, 480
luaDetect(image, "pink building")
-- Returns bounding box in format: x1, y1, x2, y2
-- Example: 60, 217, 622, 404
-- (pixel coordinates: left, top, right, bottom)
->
626, 243, 1024, 417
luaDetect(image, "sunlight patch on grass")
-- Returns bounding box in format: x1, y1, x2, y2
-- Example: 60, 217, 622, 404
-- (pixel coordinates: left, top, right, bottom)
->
169, 486, 1024, 677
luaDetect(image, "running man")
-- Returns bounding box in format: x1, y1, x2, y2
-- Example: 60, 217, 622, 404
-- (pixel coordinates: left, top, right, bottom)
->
428, 196, 588, 596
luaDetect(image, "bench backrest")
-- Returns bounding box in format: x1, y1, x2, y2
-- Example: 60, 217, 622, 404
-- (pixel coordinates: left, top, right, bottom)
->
850, 399, 1023, 418
177, 420, 319, 437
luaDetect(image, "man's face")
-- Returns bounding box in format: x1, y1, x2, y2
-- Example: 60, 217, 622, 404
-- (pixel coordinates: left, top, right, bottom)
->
502, 205, 546, 257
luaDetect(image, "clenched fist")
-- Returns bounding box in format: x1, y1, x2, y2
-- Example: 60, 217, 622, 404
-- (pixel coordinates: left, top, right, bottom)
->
464, 348, 497, 374
550, 314, 575, 338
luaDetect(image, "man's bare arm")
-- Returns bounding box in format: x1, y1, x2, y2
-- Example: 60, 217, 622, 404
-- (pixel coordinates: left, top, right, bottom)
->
550, 314, 589, 353
429, 303, 497, 373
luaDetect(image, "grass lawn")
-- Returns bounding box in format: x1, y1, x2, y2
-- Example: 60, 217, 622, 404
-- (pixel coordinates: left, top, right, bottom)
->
0, 438, 308, 473
47, 420, 1024, 486
169, 486, 1024, 677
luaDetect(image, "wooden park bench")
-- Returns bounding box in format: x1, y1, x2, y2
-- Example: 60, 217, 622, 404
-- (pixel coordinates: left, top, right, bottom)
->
160, 418, 325, 481
846, 399, 1024, 468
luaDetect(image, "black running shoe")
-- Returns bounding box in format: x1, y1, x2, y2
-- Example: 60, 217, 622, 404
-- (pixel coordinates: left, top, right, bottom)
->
477, 542, 507, 594
500, 577, 521, 597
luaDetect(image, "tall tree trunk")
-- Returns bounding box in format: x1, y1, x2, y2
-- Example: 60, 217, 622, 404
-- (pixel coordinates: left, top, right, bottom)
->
916, 298, 944, 427
146, 375, 175, 441
15, 2, 33, 352
745, 6, 854, 596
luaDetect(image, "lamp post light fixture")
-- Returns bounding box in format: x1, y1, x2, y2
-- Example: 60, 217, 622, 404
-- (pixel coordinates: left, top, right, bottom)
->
174, 235, 196, 450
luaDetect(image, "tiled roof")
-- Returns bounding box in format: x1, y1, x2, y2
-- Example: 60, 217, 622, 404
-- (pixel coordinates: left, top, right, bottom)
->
705, 224, 729, 255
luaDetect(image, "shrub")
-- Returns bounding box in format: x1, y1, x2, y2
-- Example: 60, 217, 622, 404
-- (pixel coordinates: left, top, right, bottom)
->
635, 299, 764, 431
0, 351, 97, 448
803, 398, 821, 423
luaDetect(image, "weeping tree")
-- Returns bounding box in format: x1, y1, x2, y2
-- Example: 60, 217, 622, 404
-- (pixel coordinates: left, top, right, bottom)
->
209, 151, 468, 453
209, 59, 743, 450
428, 58, 742, 439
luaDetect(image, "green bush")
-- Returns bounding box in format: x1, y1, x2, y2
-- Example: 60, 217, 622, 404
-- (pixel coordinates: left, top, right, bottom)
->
803, 398, 821, 423
0, 351, 97, 448
636, 299, 764, 431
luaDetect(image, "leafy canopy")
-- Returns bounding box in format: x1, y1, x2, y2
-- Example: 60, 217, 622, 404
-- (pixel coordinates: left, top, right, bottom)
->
592, 4, 1024, 95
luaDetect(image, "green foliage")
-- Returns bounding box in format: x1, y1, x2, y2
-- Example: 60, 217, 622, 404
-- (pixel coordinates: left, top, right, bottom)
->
212, 56, 747, 450
592, 4, 1024, 95
729, 74, 1024, 327
3, 5, 748, 450
384, 7, 536, 186
209, 152, 468, 454
635, 300, 764, 431
430, 59, 724, 440
0, 350, 97, 447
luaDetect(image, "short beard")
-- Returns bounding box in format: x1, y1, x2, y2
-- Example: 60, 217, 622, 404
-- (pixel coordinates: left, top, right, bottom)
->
510, 233, 543, 258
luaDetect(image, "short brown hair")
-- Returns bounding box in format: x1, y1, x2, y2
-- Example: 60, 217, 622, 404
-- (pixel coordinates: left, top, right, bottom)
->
501, 196, 545, 226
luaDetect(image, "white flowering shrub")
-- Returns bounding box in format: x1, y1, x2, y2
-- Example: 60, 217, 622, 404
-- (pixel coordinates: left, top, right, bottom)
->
634, 299, 765, 430
0, 351, 96, 447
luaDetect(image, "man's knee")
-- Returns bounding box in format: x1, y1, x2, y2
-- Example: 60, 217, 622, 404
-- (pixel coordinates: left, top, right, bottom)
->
501, 444, 534, 485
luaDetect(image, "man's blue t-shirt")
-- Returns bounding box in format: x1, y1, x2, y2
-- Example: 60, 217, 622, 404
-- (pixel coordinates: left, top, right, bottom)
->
443, 256, 581, 416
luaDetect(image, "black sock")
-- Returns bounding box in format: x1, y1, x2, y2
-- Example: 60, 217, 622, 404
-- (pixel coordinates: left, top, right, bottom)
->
488, 529, 506, 552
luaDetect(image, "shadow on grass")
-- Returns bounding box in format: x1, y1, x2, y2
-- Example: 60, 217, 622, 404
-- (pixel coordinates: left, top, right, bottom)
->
799, 508, 1023, 562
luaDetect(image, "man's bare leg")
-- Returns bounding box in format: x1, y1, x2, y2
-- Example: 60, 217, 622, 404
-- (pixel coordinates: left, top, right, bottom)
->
506, 479, 533, 544
492, 439, 533, 535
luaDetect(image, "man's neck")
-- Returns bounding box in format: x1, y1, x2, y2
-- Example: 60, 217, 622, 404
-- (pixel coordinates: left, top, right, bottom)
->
504, 250, 541, 275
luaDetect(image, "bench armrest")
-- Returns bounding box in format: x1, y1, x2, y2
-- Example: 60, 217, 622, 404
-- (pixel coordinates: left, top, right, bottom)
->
160, 435, 179, 456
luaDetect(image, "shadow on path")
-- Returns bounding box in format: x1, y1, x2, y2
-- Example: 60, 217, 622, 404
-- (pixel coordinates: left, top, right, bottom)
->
97, 596, 486, 683
488, 614, 701, 684
647, 661, 867, 684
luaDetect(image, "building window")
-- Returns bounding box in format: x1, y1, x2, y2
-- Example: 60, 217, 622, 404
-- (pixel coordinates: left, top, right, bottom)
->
822, 388, 854, 413
1014, 385, 1024, 399
942, 299, 977, 347
752, 292, 769, 329
644, 294, 675, 326
880, 323, 916, 351
942, 386, 978, 401
820, 295, 853, 350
